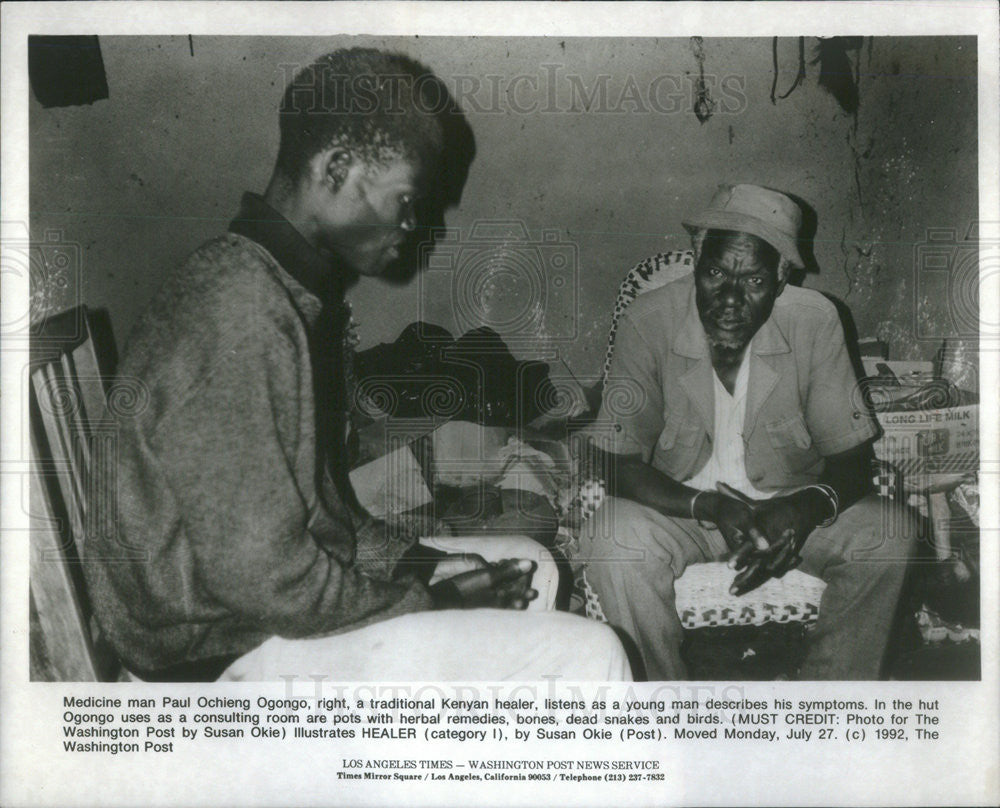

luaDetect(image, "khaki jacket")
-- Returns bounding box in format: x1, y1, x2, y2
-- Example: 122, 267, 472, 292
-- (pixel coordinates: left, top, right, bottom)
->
587, 274, 878, 493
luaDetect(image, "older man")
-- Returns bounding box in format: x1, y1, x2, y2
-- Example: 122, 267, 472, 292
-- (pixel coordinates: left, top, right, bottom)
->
84, 48, 629, 682
579, 184, 916, 680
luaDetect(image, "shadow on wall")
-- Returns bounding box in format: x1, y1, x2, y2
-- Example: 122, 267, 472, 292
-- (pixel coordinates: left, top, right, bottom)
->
784, 191, 820, 288
781, 190, 869, 382
781, 191, 868, 382
380, 72, 477, 287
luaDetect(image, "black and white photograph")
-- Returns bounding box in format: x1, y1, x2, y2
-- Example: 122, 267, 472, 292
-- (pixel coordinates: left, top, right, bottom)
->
2, 2, 998, 806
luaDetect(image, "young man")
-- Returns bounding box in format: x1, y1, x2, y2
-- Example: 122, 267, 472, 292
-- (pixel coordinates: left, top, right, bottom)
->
85, 49, 629, 682
578, 184, 917, 680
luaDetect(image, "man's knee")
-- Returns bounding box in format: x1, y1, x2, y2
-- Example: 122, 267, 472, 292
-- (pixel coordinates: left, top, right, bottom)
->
835, 494, 919, 566
583, 496, 669, 560
575, 618, 625, 654
581, 499, 687, 609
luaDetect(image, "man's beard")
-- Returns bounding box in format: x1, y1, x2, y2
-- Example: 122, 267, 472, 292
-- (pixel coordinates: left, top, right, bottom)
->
706, 332, 750, 363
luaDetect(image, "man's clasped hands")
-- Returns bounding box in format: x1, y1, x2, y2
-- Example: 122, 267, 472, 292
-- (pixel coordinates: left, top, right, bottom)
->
692, 483, 837, 596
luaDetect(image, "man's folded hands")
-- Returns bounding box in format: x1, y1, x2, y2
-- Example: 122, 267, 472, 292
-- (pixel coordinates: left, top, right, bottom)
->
694, 483, 831, 596
429, 556, 538, 610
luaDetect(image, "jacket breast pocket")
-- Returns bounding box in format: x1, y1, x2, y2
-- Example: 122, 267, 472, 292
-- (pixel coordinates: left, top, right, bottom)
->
655, 412, 704, 477
764, 414, 821, 474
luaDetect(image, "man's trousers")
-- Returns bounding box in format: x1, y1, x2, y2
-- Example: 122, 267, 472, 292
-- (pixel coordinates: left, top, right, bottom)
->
578, 494, 917, 680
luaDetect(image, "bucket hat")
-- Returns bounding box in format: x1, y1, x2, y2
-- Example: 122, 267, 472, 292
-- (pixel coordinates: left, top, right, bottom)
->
682, 184, 804, 269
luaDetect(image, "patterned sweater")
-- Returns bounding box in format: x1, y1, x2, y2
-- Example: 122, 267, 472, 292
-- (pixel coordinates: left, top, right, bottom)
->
84, 207, 431, 677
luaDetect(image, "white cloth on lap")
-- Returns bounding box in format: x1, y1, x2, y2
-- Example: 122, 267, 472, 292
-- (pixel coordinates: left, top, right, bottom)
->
219, 535, 628, 681
432, 421, 512, 487
218, 608, 631, 682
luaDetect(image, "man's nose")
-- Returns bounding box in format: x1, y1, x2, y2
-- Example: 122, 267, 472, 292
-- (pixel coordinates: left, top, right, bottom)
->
719, 279, 744, 306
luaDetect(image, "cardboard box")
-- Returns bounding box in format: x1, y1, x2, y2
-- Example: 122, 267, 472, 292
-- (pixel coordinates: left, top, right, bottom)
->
874, 404, 979, 477
862, 359, 978, 478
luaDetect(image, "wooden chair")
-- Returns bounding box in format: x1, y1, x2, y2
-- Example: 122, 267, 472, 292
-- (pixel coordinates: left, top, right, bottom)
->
29, 305, 125, 681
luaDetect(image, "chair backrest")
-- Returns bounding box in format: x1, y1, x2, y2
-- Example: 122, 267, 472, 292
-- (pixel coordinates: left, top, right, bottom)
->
29, 306, 121, 681
601, 250, 694, 383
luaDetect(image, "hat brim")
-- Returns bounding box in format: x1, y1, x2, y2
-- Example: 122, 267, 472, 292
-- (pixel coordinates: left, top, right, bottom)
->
682, 210, 804, 269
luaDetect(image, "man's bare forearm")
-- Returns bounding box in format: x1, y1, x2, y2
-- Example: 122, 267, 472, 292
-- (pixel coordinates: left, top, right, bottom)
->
593, 448, 701, 519
789, 441, 875, 524
587, 441, 875, 536
821, 442, 875, 509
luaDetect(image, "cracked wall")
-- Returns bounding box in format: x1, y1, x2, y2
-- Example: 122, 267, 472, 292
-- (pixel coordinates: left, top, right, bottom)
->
30, 36, 978, 380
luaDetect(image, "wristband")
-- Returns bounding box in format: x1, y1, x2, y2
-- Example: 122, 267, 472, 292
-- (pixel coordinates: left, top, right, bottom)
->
689, 489, 715, 528
805, 484, 839, 528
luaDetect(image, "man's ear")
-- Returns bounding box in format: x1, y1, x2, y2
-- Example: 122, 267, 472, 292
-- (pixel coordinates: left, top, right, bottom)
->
323, 148, 353, 192
775, 258, 791, 296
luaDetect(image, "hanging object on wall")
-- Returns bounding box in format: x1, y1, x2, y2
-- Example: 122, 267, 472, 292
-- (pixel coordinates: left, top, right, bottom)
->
813, 36, 864, 114
690, 36, 714, 124
770, 37, 806, 104
768, 36, 865, 115
28, 35, 109, 108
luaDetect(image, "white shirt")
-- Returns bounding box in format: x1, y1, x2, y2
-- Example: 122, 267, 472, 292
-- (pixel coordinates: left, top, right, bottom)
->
684, 347, 774, 499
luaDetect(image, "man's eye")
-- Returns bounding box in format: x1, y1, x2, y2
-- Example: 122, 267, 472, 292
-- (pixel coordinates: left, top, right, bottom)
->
708, 267, 723, 278
747, 276, 763, 286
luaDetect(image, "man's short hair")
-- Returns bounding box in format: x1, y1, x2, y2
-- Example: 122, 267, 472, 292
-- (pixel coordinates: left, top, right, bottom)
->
275, 48, 445, 180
